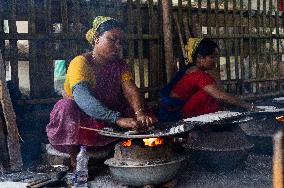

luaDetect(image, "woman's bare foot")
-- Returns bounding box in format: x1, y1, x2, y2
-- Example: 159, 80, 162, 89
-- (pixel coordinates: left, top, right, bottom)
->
65, 145, 80, 171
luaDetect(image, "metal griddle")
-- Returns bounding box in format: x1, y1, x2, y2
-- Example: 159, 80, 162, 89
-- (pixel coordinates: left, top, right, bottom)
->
80, 110, 284, 139
80, 112, 256, 138
80, 121, 196, 138
244, 110, 284, 116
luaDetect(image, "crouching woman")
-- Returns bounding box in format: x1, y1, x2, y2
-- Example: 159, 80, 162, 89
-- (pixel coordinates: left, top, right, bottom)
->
46, 16, 156, 170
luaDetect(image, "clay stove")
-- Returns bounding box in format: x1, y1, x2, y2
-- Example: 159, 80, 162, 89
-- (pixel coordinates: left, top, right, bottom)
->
115, 138, 172, 163
104, 137, 185, 187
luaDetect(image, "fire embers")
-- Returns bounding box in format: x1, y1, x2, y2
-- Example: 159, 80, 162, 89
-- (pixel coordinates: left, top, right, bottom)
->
122, 138, 165, 147
276, 115, 284, 123
122, 139, 132, 147
143, 138, 165, 147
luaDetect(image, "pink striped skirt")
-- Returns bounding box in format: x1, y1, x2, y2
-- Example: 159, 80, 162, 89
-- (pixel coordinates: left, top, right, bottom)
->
46, 98, 117, 148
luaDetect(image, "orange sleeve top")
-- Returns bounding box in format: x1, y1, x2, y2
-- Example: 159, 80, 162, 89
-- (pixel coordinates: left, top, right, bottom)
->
64, 55, 133, 97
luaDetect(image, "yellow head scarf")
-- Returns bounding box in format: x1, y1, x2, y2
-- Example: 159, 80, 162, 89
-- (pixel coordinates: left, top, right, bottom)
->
185, 38, 204, 64
85, 16, 116, 45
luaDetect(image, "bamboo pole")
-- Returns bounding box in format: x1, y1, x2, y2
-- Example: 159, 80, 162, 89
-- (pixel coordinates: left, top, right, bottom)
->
162, 0, 174, 82
148, 0, 157, 100
127, 0, 135, 76
136, 0, 145, 90
173, 14, 186, 60
158, 0, 164, 87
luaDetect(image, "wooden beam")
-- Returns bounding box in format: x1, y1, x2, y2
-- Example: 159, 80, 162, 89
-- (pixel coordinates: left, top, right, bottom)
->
0, 111, 10, 171
8, 0, 19, 88
0, 52, 23, 171
16, 97, 60, 105
29, 0, 54, 99
273, 131, 284, 188
136, 0, 145, 90
162, 0, 174, 82
239, 90, 284, 100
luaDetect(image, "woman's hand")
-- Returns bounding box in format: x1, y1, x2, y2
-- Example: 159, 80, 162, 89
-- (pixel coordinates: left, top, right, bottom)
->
136, 111, 157, 127
116, 117, 139, 129
121, 80, 158, 129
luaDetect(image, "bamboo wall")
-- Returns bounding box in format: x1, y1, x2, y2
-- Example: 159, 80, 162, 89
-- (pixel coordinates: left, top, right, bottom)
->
1, 0, 284, 104
0, 0, 164, 102
173, 0, 284, 98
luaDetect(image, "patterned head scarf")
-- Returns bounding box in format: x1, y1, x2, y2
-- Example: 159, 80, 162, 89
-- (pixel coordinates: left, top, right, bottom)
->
185, 38, 204, 64
85, 16, 116, 45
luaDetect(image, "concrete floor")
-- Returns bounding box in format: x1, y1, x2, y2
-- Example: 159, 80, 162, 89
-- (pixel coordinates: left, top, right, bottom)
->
88, 153, 272, 188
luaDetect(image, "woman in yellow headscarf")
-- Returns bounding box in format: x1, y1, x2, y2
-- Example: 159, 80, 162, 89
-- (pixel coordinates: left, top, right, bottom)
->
158, 38, 260, 122
46, 16, 157, 170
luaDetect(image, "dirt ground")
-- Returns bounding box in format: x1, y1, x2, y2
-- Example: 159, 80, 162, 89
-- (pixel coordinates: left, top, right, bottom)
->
0, 153, 272, 188
88, 153, 272, 188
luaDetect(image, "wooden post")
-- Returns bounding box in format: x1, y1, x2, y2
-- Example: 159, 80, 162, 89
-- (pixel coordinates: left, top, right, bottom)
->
136, 0, 145, 90
162, 0, 174, 82
29, 0, 54, 98
0, 52, 23, 171
0, 110, 10, 172
8, 0, 19, 88
273, 130, 284, 188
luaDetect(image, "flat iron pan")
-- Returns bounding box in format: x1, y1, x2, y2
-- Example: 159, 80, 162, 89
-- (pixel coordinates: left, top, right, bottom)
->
97, 121, 195, 138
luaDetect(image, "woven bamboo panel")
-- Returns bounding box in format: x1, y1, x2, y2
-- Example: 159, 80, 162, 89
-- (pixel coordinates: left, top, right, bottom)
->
0, 0, 284, 102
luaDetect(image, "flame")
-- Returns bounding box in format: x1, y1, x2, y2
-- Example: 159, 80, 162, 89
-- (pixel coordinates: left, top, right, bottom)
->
143, 138, 165, 147
276, 115, 284, 122
122, 139, 132, 147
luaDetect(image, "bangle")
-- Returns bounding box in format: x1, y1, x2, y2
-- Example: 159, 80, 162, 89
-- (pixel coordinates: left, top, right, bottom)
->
250, 103, 255, 111
135, 108, 143, 115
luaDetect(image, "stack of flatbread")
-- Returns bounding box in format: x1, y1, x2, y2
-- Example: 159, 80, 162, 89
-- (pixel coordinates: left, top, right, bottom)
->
183, 111, 243, 124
